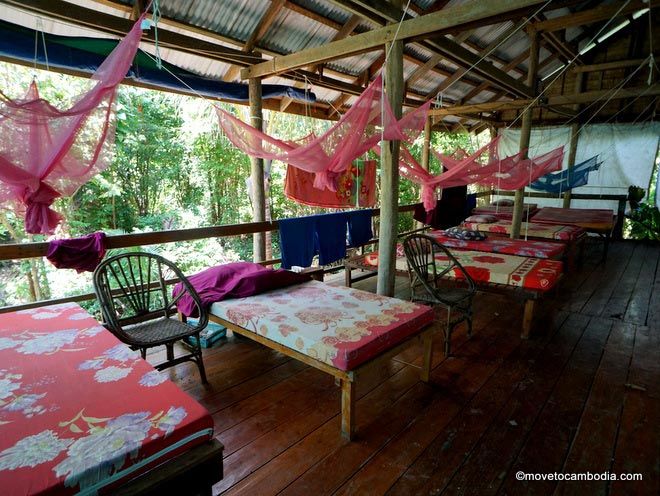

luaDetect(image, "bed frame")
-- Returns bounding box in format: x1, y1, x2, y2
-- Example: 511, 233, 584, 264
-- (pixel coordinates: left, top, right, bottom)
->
208, 313, 434, 441
114, 439, 224, 496
344, 255, 561, 339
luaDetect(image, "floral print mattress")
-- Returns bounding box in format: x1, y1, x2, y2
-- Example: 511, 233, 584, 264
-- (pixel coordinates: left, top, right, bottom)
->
461, 220, 585, 241
0, 303, 214, 495
427, 230, 566, 259
210, 281, 434, 371
392, 250, 563, 292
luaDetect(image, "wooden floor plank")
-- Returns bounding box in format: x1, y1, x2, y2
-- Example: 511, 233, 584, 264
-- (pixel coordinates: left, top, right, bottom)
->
278, 303, 525, 496
564, 242, 632, 314
437, 313, 593, 495
500, 317, 613, 495
602, 244, 648, 320
624, 247, 659, 325
149, 241, 660, 496
384, 310, 571, 496
580, 243, 636, 317
610, 324, 660, 496
552, 321, 636, 496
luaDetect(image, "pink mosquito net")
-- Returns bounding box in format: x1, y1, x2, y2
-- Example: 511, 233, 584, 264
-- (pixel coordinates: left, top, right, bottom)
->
398, 137, 564, 211
217, 73, 431, 192
0, 16, 144, 234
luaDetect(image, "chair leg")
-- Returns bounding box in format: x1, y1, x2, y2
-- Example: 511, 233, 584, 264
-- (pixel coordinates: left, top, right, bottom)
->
141, 348, 147, 360
166, 343, 174, 361
193, 335, 208, 385
444, 308, 452, 356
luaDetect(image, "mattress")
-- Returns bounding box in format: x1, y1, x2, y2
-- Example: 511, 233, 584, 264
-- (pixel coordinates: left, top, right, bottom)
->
530, 207, 615, 232
0, 303, 214, 495
471, 203, 539, 220
210, 281, 434, 371
461, 220, 585, 241
360, 249, 563, 292
427, 230, 566, 260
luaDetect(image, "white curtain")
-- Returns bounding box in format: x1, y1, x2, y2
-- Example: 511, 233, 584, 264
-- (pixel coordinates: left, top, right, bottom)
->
498, 122, 660, 210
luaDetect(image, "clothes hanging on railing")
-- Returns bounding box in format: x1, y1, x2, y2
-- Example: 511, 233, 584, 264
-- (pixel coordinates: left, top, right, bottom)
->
45, 231, 107, 272
217, 73, 430, 192
529, 155, 601, 193
0, 15, 145, 234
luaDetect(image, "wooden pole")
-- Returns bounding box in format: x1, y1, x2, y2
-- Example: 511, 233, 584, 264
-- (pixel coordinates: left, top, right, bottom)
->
249, 77, 266, 262
563, 72, 584, 208
510, 28, 539, 239
377, 0, 404, 297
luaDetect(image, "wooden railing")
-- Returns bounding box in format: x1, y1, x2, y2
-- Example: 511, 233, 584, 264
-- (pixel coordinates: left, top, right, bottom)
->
0, 204, 420, 313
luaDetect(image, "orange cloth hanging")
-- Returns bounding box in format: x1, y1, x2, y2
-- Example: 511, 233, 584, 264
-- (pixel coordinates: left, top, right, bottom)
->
284, 160, 377, 208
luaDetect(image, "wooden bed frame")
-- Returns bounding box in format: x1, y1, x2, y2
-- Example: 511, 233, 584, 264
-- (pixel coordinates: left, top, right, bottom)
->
114, 439, 224, 496
208, 313, 434, 441
344, 255, 561, 340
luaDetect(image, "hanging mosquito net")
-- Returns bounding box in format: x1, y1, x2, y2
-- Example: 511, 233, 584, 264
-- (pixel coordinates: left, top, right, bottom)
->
217, 73, 431, 192
529, 155, 600, 193
0, 15, 144, 234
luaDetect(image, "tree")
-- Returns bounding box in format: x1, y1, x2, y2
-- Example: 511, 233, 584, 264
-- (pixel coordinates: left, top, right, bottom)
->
112, 89, 186, 218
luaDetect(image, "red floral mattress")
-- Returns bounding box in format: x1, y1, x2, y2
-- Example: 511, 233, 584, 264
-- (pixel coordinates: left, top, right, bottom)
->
0, 303, 214, 496
427, 230, 566, 260
471, 204, 538, 220
530, 207, 615, 232
461, 219, 585, 241
210, 281, 434, 371
362, 249, 563, 292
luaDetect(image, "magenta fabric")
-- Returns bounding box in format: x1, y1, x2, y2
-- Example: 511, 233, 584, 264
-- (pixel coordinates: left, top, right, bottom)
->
0, 16, 144, 234
173, 262, 312, 317
46, 231, 107, 272
398, 137, 564, 211
217, 73, 431, 192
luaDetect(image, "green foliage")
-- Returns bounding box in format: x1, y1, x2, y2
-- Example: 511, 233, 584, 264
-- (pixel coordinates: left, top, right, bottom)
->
627, 203, 660, 241
113, 89, 186, 217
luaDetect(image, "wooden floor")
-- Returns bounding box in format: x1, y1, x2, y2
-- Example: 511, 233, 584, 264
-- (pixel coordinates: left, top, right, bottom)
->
161, 240, 659, 496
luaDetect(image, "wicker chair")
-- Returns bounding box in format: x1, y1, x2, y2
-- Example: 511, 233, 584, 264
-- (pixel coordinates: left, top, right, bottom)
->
402, 234, 476, 356
93, 252, 208, 384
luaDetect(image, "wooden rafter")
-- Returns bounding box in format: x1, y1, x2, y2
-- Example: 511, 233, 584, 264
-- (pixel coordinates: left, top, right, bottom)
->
223, 0, 286, 82
533, 0, 654, 32
430, 84, 660, 116
240, 0, 548, 82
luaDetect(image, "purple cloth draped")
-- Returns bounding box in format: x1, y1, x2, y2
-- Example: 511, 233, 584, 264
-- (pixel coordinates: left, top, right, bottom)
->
46, 232, 107, 272
173, 262, 312, 317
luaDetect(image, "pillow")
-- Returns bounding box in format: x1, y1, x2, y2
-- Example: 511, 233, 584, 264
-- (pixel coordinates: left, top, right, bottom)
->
443, 227, 487, 241
491, 199, 514, 207
465, 214, 498, 223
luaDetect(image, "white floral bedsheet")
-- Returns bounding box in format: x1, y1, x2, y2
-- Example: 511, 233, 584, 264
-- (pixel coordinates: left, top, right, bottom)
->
210, 281, 434, 371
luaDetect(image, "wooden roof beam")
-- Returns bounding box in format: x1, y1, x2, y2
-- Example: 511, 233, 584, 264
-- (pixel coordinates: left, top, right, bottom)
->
429, 84, 660, 116
327, 0, 536, 98
223, 0, 286, 82
240, 0, 548, 81
533, 0, 654, 32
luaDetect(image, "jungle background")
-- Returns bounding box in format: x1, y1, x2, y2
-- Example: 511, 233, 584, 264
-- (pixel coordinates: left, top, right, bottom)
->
0, 63, 476, 308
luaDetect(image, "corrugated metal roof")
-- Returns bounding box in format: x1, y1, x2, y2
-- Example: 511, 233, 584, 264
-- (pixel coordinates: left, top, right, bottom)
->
2, 0, 625, 128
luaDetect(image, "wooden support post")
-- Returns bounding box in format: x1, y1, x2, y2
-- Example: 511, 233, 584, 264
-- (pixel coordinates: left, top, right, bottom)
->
563, 72, 584, 208
341, 379, 356, 440
377, 0, 404, 297
511, 28, 539, 239
249, 78, 266, 262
